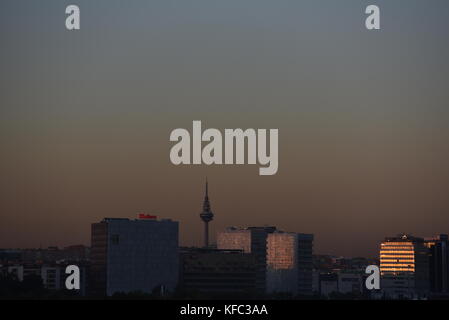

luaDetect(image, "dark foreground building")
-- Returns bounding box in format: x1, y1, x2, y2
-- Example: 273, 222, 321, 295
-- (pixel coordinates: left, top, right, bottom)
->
217, 226, 276, 294
425, 234, 449, 295
90, 216, 179, 296
179, 248, 257, 296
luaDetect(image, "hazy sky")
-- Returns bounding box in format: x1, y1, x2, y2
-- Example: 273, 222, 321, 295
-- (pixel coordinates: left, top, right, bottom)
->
1, 1, 449, 257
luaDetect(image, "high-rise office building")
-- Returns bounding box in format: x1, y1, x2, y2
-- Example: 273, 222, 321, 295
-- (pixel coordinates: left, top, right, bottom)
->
380, 234, 430, 299
90, 216, 179, 296
266, 231, 314, 295
425, 234, 449, 294
217, 226, 276, 293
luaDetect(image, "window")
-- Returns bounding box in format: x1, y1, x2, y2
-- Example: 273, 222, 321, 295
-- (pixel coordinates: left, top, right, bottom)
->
111, 234, 120, 245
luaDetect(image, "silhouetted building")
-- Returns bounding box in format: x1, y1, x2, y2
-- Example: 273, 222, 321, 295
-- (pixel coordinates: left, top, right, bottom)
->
199, 180, 214, 248
337, 270, 365, 295
0, 250, 21, 264
20, 247, 63, 263
380, 234, 430, 299
314, 270, 366, 297
319, 272, 338, 297
41, 266, 61, 290
63, 245, 90, 262
6, 265, 25, 281
5, 246, 89, 264
90, 216, 178, 296
217, 226, 276, 293
179, 248, 256, 295
266, 232, 314, 295
425, 234, 449, 294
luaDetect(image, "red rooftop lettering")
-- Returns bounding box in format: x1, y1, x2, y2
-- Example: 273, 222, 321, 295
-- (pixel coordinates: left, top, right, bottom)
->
138, 213, 157, 220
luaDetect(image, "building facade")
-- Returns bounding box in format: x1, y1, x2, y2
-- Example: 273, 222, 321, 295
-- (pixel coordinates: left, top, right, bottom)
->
316, 271, 365, 297
179, 248, 256, 295
337, 270, 364, 295
425, 234, 449, 294
266, 232, 314, 295
380, 234, 430, 299
90, 217, 179, 296
217, 226, 276, 293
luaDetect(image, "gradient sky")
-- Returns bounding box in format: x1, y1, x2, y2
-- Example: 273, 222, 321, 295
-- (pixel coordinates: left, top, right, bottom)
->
1, 1, 449, 257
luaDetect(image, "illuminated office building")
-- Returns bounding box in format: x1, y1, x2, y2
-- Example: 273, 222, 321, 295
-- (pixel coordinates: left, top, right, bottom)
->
217, 226, 276, 293
380, 234, 429, 299
266, 232, 314, 295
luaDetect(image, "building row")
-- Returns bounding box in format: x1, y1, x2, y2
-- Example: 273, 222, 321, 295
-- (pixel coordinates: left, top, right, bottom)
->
3, 230, 448, 299
216, 226, 313, 296
88, 217, 313, 297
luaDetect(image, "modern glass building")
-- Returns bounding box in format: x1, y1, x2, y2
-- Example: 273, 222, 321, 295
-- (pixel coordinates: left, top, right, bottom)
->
266, 232, 314, 296
379, 234, 429, 299
90, 216, 179, 296
217, 226, 276, 294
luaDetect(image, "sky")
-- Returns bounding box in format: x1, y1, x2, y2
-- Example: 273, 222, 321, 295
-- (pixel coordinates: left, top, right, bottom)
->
1, 1, 449, 257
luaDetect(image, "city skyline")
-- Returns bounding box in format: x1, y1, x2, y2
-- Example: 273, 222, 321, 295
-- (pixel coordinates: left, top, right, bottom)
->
0, 178, 447, 259
1, 1, 449, 258
3, 222, 447, 299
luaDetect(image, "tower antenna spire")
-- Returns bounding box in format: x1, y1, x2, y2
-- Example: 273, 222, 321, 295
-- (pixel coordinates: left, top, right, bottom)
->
200, 178, 214, 247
